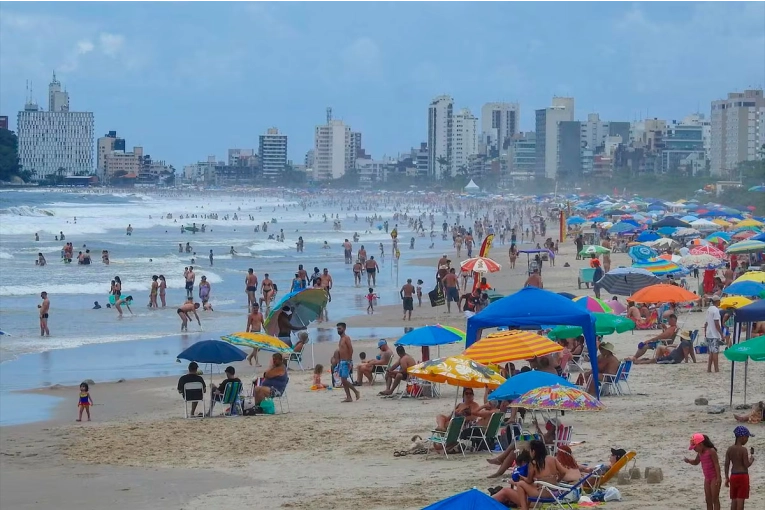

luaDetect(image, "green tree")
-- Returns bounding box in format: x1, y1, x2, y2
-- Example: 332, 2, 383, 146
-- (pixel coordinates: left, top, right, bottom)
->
436, 156, 449, 180
0, 128, 23, 181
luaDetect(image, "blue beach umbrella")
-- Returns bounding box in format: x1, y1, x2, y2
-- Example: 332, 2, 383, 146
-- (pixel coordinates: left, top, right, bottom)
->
723, 281, 765, 298
177, 340, 247, 364
598, 267, 662, 296
657, 226, 677, 236
590, 216, 606, 223
629, 244, 659, 261
489, 371, 575, 402
567, 216, 586, 225
636, 231, 660, 242
395, 325, 462, 347
422, 488, 509, 510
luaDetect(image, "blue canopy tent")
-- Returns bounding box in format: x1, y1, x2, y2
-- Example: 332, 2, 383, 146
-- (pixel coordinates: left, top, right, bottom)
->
731, 300, 765, 405
465, 287, 600, 397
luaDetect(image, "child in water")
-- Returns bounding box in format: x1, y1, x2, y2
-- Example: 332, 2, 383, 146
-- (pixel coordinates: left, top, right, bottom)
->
77, 382, 93, 422
366, 288, 378, 314
311, 364, 327, 390
416, 280, 423, 307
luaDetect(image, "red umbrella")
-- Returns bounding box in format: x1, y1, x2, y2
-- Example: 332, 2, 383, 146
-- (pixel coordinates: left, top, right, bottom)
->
690, 245, 726, 259
460, 257, 502, 273
732, 230, 757, 240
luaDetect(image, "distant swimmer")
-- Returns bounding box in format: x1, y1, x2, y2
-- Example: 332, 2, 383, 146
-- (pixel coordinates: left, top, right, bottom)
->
126, 224, 133, 236
93, 301, 101, 309
60, 231, 65, 240
37, 253, 46, 266
35, 233, 39, 242
177, 299, 201, 332
179, 243, 183, 253
209, 249, 214, 266
38, 291, 50, 336
115, 295, 134, 317
230, 246, 236, 255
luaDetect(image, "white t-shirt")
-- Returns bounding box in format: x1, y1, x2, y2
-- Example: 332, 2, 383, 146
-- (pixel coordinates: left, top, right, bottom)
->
705, 305, 722, 339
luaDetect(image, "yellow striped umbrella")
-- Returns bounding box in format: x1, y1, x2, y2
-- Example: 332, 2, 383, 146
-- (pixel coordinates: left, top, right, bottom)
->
735, 272, 765, 284
407, 355, 505, 389
720, 296, 753, 309
462, 330, 563, 364
221, 332, 293, 354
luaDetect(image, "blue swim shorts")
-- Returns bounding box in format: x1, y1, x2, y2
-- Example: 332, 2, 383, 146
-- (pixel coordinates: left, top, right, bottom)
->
338, 360, 352, 379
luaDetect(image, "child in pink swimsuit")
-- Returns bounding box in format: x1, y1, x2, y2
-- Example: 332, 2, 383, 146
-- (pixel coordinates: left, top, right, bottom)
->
684, 433, 722, 510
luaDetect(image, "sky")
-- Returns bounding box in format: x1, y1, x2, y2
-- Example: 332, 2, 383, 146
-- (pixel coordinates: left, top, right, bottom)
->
1, 2, 764, 169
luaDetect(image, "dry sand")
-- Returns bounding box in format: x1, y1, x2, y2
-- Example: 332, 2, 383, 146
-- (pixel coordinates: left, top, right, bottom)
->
2, 244, 763, 510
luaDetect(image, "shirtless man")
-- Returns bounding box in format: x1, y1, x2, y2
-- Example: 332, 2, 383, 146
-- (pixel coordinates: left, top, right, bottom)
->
355, 340, 393, 386
632, 314, 678, 359
246, 303, 265, 366
378, 345, 416, 396
524, 268, 543, 288
400, 278, 415, 320
245, 268, 258, 309
365, 256, 379, 286
437, 254, 449, 268
357, 245, 367, 265
184, 266, 196, 299
297, 265, 308, 289
320, 268, 333, 302
723, 263, 735, 288
601, 237, 612, 272
177, 298, 201, 332
38, 291, 50, 336
336, 322, 360, 402
343, 239, 352, 264
579, 342, 620, 395
443, 268, 460, 313
259, 273, 275, 310
352, 260, 363, 286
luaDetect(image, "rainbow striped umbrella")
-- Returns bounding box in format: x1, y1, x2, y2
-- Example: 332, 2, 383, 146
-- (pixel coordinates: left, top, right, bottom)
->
221, 332, 293, 354
435, 324, 466, 341
508, 384, 606, 411
632, 259, 687, 276
462, 330, 563, 364
573, 296, 614, 314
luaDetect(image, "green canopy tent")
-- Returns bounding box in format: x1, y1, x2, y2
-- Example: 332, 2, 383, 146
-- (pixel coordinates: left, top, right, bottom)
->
724, 335, 765, 404
547, 313, 636, 339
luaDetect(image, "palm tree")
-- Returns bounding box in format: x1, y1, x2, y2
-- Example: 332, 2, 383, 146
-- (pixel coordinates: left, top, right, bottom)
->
436, 156, 449, 180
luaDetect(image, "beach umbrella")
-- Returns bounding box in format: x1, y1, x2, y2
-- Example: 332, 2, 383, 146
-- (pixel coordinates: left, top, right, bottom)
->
681, 215, 700, 222
712, 218, 733, 228
608, 222, 637, 234
422, 488, 509, 510
489, 371, 575, 402
579, 245, 611, 256
628, 284, 699, 304
460, 256, 501, 273
673, 227, 701, 238
220, 332, 293, 354
434, 324, 467, 341
737, 219, 764, 228
567, 217, 586, 225
407, 355, 505, 389
509, 384, 606, 412
656, 226, 678, 237
748, 185, 765, 192
720, 296, 753, 309
572, 296, 614, 313
752, 232, 765, 242
690, 219, 719, 231
177, 340, 247, 365
590, 216, 606, 223
598, 267, 662, 296
635, 230, 660, 242
653, 217, 692, 228
547, 313, 636, 339
264, 287, 329, 366
724, 335, 765, 362
632, 259, 687, 276
679, 254, 724, 270
395, 325, 462, 346
462, 330, 562, 364
726, 240, 765, 255
628, 244, 659, 262
734, 272, 765, 284
723, 281, 765, 298
732, 230, 758, 241
705, 232, 732, 243
690, 245, 726, 258
658, 253, 683, 263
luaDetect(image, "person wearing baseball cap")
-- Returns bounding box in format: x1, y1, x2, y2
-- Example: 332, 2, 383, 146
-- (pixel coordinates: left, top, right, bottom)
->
724, 426, 755, 508
684, 433, 722, 509
704, 294, 723, 374
354, 339, 392, 386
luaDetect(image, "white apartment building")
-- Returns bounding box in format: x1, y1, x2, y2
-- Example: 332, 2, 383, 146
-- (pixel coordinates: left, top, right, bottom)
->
183, 156, 218, 183
356, 157, 392, 188
481, 102, 519, 151
710, 89, 765, 177
535, 97, 574, 179
679, 114, 711, 160
427, 95, 453, 179
259, 128, 288, 179
17, 73, 94, 180
104, 146, 143, 178
314, 119, 351, 181
452, 108, 478, 175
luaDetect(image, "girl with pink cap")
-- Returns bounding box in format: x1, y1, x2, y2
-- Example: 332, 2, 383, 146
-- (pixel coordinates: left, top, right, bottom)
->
684, 433, 722, 510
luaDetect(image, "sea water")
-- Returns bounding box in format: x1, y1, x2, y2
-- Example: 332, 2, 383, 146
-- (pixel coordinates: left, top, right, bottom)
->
0, 189, 449, 423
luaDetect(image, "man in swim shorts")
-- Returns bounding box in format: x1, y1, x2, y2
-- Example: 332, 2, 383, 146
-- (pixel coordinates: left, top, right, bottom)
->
184, 266, 195, 299
337, 322, 360, 402
177, 298, 201, 332
378, 345, 416, 396
39, 291, 50, 336
632, 314, 678, 360
245, 268, 258, 309
365, 256, 379, 286
400, 279, 415, 320
443, 268, 460, 313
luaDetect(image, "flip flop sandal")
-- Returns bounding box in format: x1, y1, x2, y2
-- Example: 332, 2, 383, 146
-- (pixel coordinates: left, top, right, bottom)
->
411, 447, 428, 455
393, 450, 408, 457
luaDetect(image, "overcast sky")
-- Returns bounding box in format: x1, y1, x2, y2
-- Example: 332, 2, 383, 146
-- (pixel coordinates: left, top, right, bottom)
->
1, 2, 763, 167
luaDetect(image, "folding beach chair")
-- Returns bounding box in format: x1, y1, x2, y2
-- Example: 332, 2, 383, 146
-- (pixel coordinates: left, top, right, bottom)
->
601, 361, 626, 396
182, 381, 205, 418
426, 415, 465, 459
529, 471, 598, 509
588, 450, 637, 491
286, 350, 305, 371
371, 355, 393, 385
463, 412, 504, 453
272, 380, 290, 414
213, 381, 243, 416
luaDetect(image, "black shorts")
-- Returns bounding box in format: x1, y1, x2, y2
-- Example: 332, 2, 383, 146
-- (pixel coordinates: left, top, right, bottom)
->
367, 268, 376, 274
41, 313, 49, 319
402, 297, 414, 311
246, 286, 257, 292
185, 282, 193, 290
177, 308, 186, 315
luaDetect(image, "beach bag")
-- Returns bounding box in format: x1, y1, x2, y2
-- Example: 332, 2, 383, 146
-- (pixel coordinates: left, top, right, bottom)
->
428, 285, 445, 307
603, 487, 621, 502
260, 398, 275, 415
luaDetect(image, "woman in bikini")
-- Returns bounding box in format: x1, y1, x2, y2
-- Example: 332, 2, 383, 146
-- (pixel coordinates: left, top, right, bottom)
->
158, 275, 167, 308
492, 439, 570, 509
260, 274, 274, 310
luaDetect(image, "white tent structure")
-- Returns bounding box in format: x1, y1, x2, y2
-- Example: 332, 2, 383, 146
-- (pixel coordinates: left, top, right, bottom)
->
464, 179, 480, 192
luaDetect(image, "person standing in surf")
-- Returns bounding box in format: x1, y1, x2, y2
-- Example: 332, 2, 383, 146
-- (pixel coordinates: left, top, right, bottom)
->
177, 299, 201, 332
184, 266, 195, 299
245, 268, 258, 310
38, 291, 50, 336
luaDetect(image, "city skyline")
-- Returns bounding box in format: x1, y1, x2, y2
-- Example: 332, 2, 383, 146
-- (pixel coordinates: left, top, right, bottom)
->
1, 2, 764, 168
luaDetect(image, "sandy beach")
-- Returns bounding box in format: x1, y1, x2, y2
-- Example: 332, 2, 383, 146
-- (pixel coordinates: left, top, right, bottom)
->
2, 244, 763, 510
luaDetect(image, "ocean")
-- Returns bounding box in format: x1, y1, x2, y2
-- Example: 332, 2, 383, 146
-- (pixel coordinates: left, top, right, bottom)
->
0, 189, 451, 424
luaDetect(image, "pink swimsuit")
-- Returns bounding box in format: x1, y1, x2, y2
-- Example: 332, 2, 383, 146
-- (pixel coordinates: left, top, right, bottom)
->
700, 450, 717, 481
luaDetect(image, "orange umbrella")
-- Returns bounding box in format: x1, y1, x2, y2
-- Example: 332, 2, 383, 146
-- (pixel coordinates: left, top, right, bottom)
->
627, 284, 699, 304
462, 330, 562, 364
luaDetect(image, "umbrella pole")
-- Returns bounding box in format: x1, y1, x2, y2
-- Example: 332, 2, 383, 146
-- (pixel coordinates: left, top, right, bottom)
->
744, 360, 748, 405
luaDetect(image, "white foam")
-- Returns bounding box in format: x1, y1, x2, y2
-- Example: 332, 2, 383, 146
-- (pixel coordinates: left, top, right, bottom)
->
0, 251, 14, 260
247, 240, 292, 252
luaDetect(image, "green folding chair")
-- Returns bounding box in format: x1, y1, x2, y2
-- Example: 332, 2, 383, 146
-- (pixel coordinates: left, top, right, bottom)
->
426, 415, 465, 459
218, 381, 243, 416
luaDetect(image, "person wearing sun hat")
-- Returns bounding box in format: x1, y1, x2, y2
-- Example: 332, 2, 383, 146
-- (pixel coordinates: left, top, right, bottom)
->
577, 340, 619, 395
724, 426, 755, 509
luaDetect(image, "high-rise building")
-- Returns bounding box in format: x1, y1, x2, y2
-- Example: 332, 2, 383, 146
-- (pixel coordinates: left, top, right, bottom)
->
535, 97, 575, 179
17, 73, 94, 180
557, 121, 583, 179
452, 108, 478, 176
258, 127, 288, 179
314, 119, 352, 181
662, 121, 706, 175
304, 149, 315, 168
347, 131, 362, 173
710, 89, 765, 177
427, 95, 453, 179
679, 113, 711, 160
506, 132, 537, 182
481, 102, 520, 151
97, 131, 125, 178
104, 146, 144, 179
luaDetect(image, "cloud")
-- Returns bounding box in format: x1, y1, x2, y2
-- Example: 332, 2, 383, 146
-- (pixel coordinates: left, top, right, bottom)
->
77, 40, 95, 54
99, 33, 125, 57
341, 38, 383, 81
